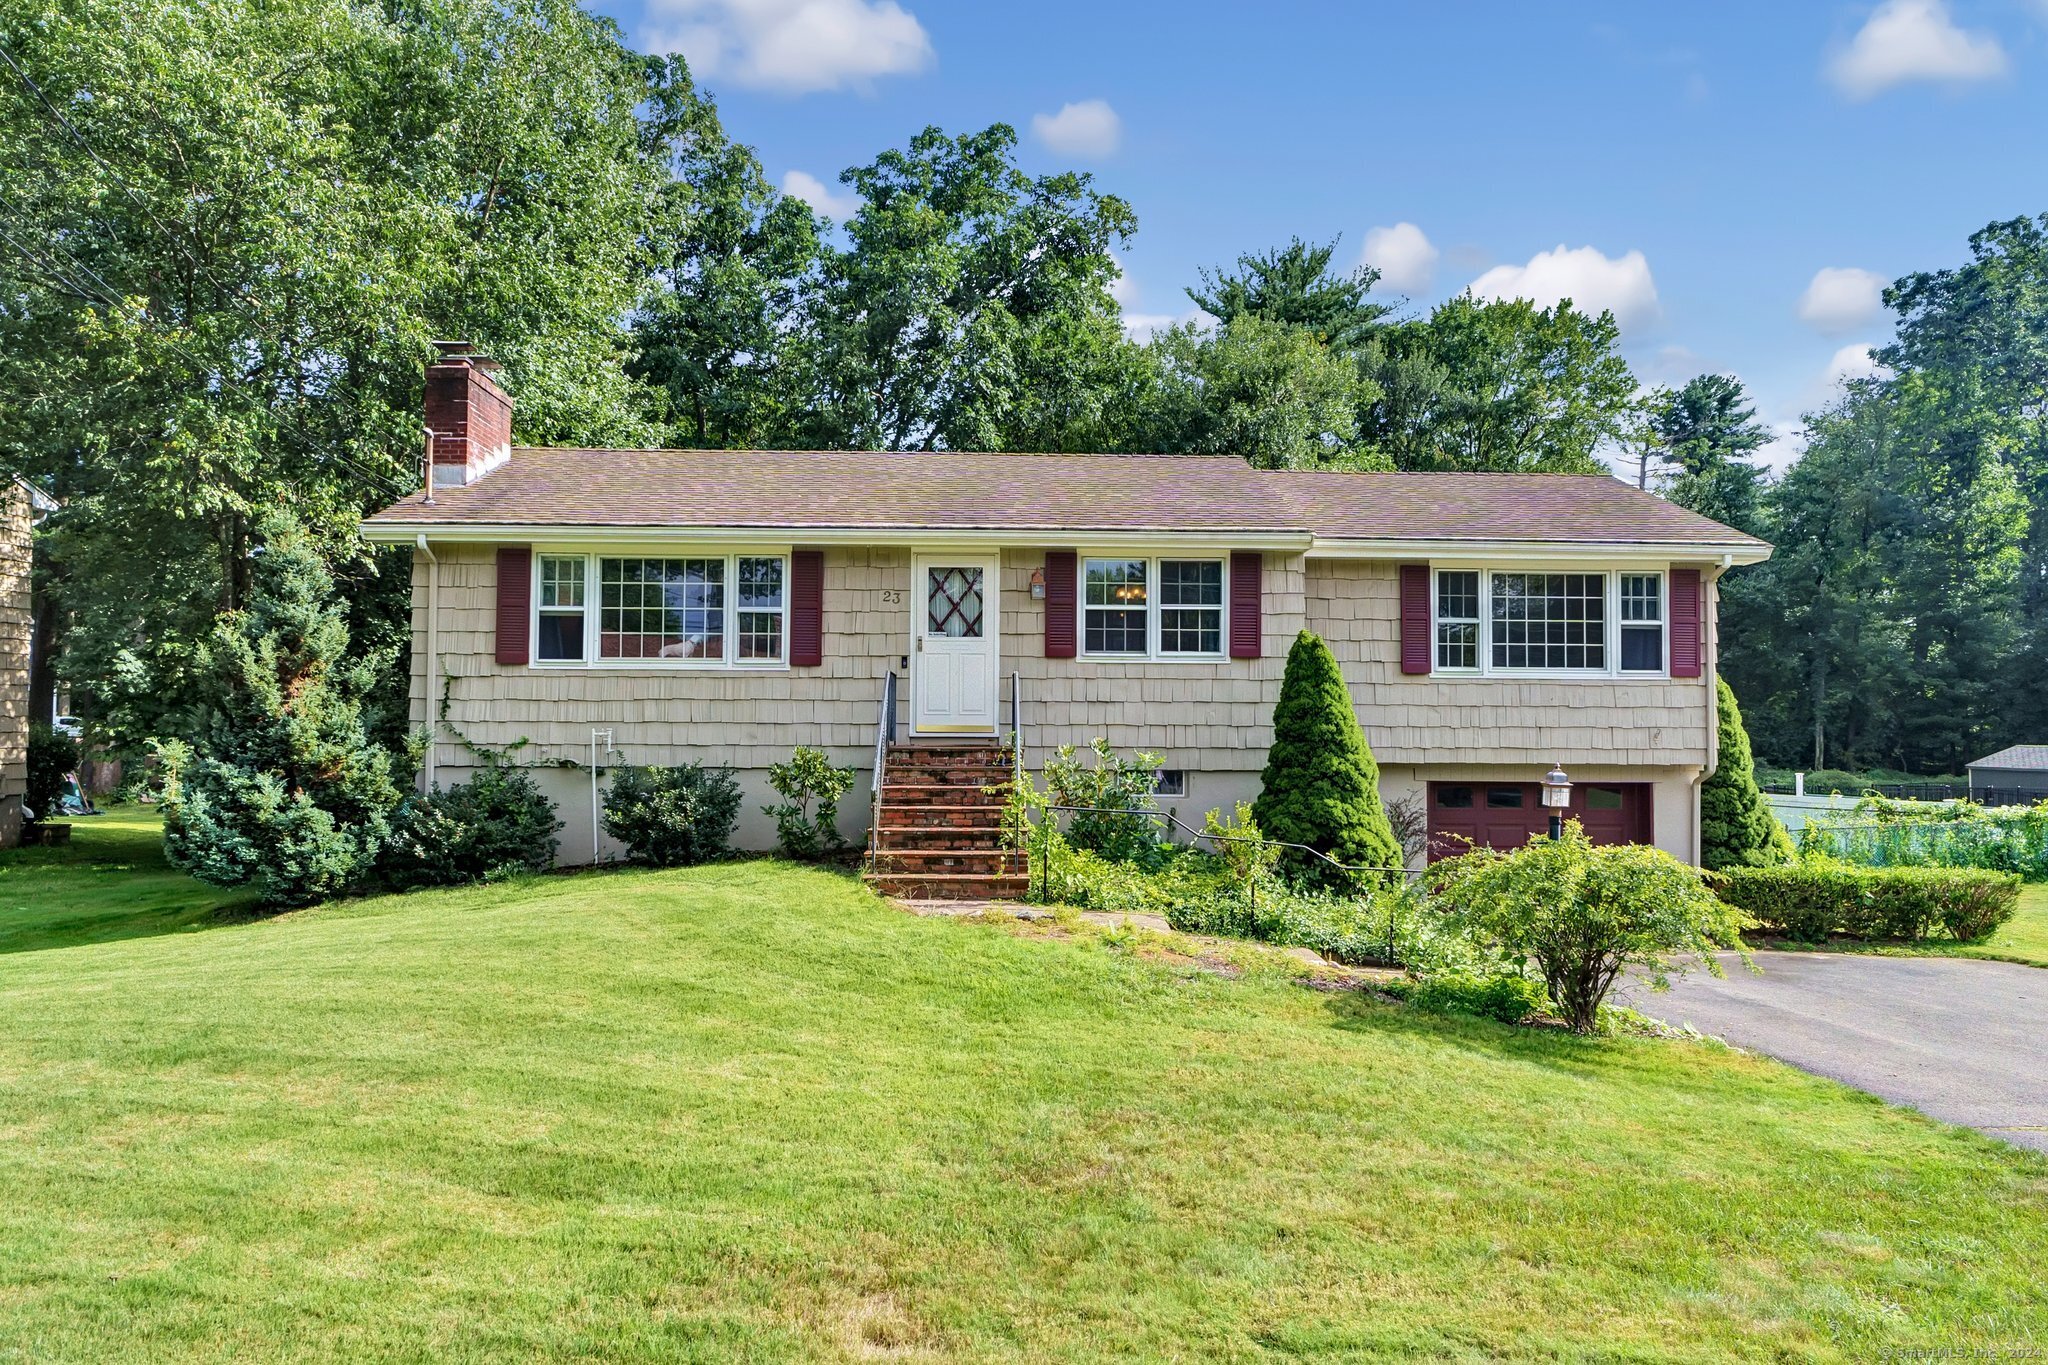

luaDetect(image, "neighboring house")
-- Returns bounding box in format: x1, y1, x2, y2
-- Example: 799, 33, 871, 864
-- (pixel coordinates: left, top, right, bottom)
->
364, 349, 1772, 884
0, 477, 48, 846
1965, 746, 2048, 801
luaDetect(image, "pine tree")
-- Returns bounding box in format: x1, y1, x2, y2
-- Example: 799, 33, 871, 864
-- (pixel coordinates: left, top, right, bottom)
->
160, 514, 404, 906
1252, 630, 1403, 886
1699, 677, 1795, 871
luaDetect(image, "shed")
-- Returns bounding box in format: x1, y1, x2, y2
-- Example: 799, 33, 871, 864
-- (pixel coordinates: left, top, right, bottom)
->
1965, 745, 2048, 801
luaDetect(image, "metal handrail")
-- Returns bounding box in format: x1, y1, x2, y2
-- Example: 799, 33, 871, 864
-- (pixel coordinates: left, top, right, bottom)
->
868, 670, 897, 867
1008, 670, 1022, 785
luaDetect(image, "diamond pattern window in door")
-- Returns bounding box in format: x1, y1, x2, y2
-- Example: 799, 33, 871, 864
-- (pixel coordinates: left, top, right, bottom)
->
927, 567, 985, 638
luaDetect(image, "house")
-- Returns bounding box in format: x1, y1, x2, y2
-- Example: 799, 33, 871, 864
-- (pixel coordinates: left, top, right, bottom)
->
363, 348, 1771, 892
1965, 745, 2048, 803
0, 477, 48, 847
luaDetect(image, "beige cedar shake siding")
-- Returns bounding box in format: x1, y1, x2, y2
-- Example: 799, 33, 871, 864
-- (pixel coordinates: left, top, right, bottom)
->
413, 539, 1711, 865
1303, 558, 1710, 864
412, 544, 908, 861
0, 482, 29, 845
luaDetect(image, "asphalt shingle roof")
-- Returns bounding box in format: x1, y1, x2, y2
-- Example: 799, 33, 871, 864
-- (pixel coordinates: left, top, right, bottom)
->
1968, 745, 2048, 771
365, 446, 1767, 548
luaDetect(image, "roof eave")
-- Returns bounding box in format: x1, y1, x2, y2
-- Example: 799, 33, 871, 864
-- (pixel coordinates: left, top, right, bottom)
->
363, 520, 1316, 551
1305, 536, 1773, 565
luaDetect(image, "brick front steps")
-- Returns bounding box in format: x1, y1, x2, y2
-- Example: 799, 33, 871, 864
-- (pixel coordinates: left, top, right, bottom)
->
864, 742, 1027, 901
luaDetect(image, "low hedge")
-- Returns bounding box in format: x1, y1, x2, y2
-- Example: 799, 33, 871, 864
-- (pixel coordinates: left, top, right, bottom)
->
1717, 863, 2019, 943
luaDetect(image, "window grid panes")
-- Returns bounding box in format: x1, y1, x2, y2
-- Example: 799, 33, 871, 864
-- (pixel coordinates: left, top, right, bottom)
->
1489, 572, 1607, 671
736, 556, 785, 661
1619, 573, 1664, 672
1084, 559, 1149, 654
599, 557, 725, 660
1159, 560, 1223, 655
1436, 570, 1480, 670
536, 556, 586, 662
926, 566, 985, 639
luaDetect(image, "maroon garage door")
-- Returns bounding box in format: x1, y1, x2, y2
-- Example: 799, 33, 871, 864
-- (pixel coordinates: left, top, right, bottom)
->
1426, 782, 1653, 861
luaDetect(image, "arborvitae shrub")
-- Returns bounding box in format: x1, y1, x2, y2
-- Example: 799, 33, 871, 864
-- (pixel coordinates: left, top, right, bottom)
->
1701, 678, 1795, 871
1251, 629, 1402, 887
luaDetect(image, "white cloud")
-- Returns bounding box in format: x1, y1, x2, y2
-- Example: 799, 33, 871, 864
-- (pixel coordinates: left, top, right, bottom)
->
1108, 255, 1138, 307
1824, 342, 1886, 387
1797, 266, 1887, 334
1756, 420, 1808, 474
1360, 222, 1439, 295
1121, 307, 1213, 342
1467, 244, 1661, 331
780, 169, 861, 221
1030, 99, 1122, 158
642, 0, 933, 95
1826, 0, 2008, 99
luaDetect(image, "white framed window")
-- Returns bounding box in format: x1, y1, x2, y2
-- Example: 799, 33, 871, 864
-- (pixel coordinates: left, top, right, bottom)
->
1155, 769, 1188, 798
1490, 572, 1605, 671
1430, 568, 1671, 677
1435, 570, 1480, 671
536, 555, 587, 662
1619, 573, 1665, 673
1081, 556, 1227, 660
532, 551, 789, 669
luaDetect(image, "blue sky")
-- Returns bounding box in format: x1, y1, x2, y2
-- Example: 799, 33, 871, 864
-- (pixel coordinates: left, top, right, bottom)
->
584, 0, 2048, 468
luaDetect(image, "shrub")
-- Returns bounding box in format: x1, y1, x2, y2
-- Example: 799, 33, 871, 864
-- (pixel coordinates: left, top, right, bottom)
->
25, 724, 79, 824
1202, 801, 1281, 889
1042, 738, 1163, 864
159, 514, 403, 907
602, 762, 742, 867
1429, 821, 1750, 1033
381, 764, 562, 889
1717, 863, 2020, 943
1252, 630, 1401, 888
763, 745, 854, 859
1701, 678, 1793, 870
1405, 971, 1551, 1025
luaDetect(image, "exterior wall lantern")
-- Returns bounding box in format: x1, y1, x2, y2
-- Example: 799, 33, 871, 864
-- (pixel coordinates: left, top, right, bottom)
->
1029, 567, 1047, 600
1541, 762, 1572, 841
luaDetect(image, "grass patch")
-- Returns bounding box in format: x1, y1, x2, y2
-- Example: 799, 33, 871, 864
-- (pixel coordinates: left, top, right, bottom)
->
0, 805, 254, 954
0, 819, 2044, 1359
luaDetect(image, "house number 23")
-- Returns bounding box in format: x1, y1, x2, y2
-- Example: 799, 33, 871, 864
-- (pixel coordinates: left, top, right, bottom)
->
879, 589, 904, 604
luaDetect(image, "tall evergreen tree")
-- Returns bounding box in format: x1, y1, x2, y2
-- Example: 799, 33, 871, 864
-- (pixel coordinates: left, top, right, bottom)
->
160, 515, 403, 907
1252, 631, 1403, 886
1656, 374, 1770, 536
1186, 237, 1389, 352
1699, 678, 1793, 871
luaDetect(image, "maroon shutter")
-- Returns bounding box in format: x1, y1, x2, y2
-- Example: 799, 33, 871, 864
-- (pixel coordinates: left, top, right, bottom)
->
495, 546, 531, 666
1670, 568, 1702, 678
1229, 551, 1262, 659
1044, 550, 1077, 658
790, 549, 824, 666
1399, 564, 1431, 675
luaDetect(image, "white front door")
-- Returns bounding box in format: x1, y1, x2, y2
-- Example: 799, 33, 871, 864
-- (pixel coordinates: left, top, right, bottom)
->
912, 554, 1000, 734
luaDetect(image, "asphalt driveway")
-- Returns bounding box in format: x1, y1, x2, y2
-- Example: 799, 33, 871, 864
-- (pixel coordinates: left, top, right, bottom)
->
1626, 952, 2048, 1153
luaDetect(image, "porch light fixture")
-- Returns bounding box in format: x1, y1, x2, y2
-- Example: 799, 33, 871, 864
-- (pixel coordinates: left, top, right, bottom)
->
1541, 762, 1572, 841
1029, 567, 1047, 600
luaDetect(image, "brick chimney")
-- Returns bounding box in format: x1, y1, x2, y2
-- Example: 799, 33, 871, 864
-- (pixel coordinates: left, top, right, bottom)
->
424, 340, 512, 488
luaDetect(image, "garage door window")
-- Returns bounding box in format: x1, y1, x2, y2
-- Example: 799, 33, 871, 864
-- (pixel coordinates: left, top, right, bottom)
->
1436, 786, 1474, 808
1486, 786, 1524, 807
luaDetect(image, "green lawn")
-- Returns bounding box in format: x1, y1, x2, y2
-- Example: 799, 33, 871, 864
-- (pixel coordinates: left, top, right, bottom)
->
1960, 881, 2048, 966
0, 819, 2044, 1360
